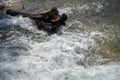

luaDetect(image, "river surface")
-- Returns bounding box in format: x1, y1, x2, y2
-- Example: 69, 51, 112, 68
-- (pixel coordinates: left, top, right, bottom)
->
0, 0, 120, 80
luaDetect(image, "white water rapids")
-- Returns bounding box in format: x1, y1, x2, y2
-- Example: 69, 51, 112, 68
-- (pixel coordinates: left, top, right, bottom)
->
0, 1, 120, 80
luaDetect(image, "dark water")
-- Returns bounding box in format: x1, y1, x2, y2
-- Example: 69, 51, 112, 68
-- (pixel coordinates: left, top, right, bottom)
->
0, 0, 120, 80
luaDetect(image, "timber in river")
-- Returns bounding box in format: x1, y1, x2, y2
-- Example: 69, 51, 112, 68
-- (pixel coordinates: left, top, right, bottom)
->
0, 6, 68, 34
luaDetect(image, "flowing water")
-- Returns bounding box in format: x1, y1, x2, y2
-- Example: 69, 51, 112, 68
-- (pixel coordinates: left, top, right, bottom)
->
0, 0, 120, 80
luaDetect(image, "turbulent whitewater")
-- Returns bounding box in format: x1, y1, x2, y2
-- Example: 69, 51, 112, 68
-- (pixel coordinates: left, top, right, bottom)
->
0, 0, 120, 80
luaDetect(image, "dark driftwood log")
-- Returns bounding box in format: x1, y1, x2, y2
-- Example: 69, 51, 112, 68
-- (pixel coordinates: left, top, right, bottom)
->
5, 7, 68, 34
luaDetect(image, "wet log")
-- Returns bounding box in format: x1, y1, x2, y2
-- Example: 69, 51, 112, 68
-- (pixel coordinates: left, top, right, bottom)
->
5, 7, 68, 34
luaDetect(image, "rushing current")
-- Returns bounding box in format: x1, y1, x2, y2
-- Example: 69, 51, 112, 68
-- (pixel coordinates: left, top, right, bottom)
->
0, 0, 120, 80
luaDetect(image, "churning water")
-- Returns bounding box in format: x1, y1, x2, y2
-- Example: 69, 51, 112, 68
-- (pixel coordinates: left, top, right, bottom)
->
0, 0, 120, 80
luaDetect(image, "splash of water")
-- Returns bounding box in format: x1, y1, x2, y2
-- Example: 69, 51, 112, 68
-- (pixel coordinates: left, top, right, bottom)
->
0, 1, 120, 80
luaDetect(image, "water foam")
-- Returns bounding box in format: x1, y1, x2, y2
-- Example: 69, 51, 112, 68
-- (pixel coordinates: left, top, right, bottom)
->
1, 30, 119, 80
58, 3, 103, 15
8, 16, 37, 31
0, 3, 120, 80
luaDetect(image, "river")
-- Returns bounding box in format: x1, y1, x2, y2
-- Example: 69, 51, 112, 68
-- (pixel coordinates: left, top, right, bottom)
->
0, 0, 120, 80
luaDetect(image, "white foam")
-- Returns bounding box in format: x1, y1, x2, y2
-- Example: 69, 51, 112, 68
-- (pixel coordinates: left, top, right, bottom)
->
4, 30, 116, 80
58, 3, 103, 15
0, 3, 119, 80
8, 16, 37, 31
1, 32, 119, 80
